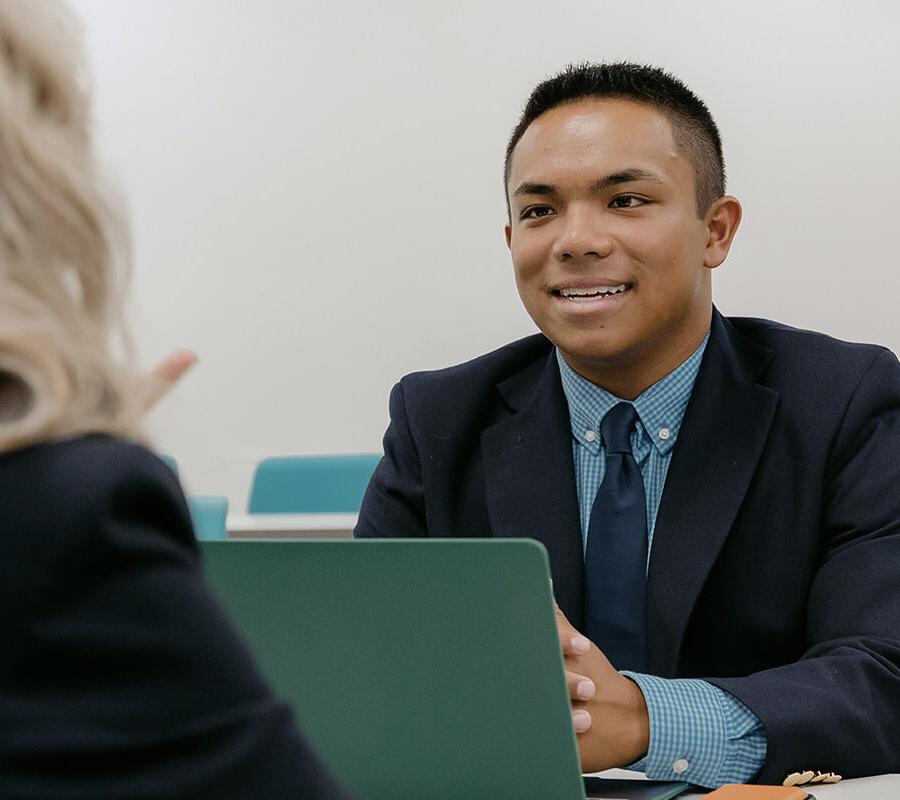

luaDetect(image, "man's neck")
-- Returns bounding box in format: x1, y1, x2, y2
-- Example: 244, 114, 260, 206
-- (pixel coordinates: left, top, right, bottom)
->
561, 325, 711, 400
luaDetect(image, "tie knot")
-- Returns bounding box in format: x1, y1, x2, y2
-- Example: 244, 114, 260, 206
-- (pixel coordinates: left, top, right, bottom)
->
600, 402, 638, 454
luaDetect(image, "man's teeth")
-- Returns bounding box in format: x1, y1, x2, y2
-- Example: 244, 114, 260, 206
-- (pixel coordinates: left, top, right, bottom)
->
559, 284, 629, 299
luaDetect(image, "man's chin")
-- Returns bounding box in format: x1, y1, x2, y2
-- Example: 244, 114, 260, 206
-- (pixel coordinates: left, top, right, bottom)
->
552, 329, 638, 365
555, 342, 640, 375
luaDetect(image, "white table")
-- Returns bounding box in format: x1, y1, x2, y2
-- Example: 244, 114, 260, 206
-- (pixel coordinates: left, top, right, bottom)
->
595, 769, 900, 799
227, 512, 357, 539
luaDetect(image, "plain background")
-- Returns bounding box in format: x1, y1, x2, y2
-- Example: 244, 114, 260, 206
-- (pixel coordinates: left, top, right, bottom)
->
69, 0, 900, 511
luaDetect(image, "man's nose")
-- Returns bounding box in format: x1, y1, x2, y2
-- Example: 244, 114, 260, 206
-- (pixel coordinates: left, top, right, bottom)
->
551, 208, 613, 262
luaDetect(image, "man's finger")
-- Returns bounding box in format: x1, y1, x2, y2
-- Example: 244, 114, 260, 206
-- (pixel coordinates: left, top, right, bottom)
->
572, 709, 592, 734
554, 603, 572, 627
562, 633, 592, 657
566, 669, 596, 701
555, 604, 592, 656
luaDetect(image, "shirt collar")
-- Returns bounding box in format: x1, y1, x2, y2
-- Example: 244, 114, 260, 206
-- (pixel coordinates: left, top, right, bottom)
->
556, 331, 710, 457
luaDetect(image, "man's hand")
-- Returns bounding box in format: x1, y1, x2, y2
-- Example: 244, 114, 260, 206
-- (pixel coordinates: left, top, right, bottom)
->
556, 605, 650, 773
142, 350, 197, 411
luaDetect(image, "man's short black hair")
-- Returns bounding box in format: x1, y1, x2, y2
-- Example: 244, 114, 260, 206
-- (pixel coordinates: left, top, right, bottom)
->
504, 62, 726, 216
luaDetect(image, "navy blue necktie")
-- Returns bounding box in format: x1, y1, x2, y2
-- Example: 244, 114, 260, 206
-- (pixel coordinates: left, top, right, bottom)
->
584, 402, 648, 672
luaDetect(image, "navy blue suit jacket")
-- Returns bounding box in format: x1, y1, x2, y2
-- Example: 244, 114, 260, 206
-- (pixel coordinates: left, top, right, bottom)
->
356, 310, 900, 784
0, 436, 351, 800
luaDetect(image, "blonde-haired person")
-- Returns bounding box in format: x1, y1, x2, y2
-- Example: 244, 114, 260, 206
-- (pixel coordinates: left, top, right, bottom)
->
0, 2, 350, 797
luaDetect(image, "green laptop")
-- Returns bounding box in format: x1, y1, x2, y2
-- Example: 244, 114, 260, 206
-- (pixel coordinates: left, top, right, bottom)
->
200, 539, 688, 800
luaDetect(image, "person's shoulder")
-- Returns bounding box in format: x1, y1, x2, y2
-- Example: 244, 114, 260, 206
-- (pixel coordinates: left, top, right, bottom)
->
0, 434, 186, 549
397, 333, 551, 400
0, 435, 193, 633
724, 315, 900, 416
0, 433, 178, 502
727, 315, 897, 376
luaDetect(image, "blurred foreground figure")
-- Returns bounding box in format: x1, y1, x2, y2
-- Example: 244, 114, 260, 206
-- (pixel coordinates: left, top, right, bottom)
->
0, 2, 350, 797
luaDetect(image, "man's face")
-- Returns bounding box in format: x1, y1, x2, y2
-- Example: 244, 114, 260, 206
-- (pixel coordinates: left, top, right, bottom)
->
505, 98, 722, 390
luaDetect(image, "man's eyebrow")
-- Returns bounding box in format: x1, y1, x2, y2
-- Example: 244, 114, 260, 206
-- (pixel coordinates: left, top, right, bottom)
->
591, 168, 664, 191
512, 169, 664, 201
512, 182, 558, 199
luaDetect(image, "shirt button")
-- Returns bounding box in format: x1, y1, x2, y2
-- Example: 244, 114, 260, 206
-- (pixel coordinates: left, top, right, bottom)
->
658, 427, 671, 440
585, 430, 596, 442
672, 758, 689, 774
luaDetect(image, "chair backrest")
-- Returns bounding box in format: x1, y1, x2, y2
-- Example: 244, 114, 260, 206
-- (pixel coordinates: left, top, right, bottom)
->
188, 495, 228, 540
157, 455, 227, 539
248, 453, 381, 513
159, 454, 179, 478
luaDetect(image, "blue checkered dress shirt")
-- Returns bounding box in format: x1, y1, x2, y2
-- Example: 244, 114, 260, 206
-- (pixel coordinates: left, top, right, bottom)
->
556, 334, 767, 787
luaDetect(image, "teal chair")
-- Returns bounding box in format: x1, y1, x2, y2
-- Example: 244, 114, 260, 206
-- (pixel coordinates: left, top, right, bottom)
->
188, 496, 229, 540
159, 454, 179, 477
158, 455, 228, 540
248, 454, 381, 513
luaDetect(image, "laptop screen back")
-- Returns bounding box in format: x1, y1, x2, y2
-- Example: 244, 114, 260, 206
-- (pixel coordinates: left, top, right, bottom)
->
200, 539, 585, 800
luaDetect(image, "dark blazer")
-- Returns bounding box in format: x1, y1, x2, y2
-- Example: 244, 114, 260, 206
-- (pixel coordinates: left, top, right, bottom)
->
356, 309, 900, 784
0, 435, 350, 800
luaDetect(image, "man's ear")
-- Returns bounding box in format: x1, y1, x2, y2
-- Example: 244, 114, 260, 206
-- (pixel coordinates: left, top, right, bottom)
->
704, 195, 742, 269
504, 223, 512, 249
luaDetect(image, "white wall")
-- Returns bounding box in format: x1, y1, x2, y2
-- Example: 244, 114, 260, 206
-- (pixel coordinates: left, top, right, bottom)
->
69, 0, 900, 510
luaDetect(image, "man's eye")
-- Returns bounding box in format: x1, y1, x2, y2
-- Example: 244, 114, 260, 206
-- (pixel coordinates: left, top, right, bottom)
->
609, 195, 644, 209
521, 206, 554, 219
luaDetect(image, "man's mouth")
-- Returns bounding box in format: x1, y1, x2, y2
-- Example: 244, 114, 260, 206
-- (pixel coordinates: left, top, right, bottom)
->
553, 283, 633, 302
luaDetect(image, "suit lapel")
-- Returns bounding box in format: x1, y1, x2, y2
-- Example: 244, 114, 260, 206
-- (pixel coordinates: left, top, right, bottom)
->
647, 311, 779, 676
481, 352, 585, 628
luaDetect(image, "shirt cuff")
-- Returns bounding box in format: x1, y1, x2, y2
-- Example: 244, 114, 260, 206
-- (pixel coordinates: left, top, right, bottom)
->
622, 672, 767, 788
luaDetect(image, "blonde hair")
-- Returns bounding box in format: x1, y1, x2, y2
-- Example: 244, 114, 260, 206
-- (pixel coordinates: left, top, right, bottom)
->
0, 0, 142, 454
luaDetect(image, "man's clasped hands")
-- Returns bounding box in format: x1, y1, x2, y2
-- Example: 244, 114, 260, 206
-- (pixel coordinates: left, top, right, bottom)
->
555, 606, 650, 773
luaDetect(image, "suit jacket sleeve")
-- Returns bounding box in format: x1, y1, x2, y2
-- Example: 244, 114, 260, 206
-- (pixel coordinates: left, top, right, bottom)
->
356, 380, 427, 538
709, 347, 900, 783
0, 437, 352, 800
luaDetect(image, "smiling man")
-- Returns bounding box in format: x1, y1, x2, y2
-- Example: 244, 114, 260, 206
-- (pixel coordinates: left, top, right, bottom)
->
355, 63, 900, 788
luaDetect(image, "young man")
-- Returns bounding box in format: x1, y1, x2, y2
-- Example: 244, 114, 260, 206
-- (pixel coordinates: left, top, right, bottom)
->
354, 63, 900, 788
